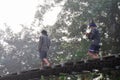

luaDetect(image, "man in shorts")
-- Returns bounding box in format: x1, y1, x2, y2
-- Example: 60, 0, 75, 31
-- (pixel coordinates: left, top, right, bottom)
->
86, 21, 100, 59
38, 30, 51, 69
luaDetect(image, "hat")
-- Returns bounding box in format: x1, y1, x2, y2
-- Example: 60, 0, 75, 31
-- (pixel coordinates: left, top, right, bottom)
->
89, 21, 97, 27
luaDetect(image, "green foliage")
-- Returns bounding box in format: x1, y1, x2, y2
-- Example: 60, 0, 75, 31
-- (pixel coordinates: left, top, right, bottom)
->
71, 39, 90, 60
0, 0, 120, 79
50, 0, 120, 59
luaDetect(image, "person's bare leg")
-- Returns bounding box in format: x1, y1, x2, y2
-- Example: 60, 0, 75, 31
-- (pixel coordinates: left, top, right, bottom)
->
43, 58, 50, 66
90, 53, 99, 59
87, 51, 94, 59
87, 51, 99, 59
93, 53, 99, 59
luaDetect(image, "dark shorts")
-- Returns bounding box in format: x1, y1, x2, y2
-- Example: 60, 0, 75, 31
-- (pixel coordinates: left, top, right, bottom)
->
88, 44, 100, 54
39, 51, 47, 60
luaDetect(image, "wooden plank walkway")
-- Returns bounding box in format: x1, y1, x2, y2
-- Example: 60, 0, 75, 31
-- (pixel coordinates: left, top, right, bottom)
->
0, 54, 120, 80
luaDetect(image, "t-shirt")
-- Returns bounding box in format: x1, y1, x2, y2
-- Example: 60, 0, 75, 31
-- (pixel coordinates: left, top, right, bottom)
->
38, 34, 50, 52
88, 28, 100, 45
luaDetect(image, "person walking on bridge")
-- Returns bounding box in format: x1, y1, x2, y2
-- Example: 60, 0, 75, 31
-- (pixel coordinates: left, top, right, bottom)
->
38, 30, 51, 69
86, 21, 100, 59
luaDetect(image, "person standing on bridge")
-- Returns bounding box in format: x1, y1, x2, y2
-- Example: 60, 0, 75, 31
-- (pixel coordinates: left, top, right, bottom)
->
86, 21, 100, 59
38, 30, 51, 69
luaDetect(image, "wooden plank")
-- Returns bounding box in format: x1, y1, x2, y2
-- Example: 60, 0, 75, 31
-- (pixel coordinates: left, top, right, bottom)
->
0, 54, 120, 80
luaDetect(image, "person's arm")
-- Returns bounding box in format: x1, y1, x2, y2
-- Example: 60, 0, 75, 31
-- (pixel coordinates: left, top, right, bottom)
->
88, 29, 96, 40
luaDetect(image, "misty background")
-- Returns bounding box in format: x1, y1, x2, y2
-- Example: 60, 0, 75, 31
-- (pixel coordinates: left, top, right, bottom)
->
0, 0, 120, 76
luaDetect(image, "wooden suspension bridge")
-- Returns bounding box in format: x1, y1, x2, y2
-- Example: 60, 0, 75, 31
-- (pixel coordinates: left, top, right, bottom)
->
0, 54, 120, 80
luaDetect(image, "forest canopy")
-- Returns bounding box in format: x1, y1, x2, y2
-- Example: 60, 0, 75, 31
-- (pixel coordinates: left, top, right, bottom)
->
0, 0, 120, 76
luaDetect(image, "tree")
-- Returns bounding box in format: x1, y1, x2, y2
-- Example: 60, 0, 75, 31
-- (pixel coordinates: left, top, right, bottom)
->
49, 0, 120, 60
